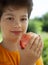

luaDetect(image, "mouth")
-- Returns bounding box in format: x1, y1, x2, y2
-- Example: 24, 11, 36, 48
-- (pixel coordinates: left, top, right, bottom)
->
10, 31, 22, 35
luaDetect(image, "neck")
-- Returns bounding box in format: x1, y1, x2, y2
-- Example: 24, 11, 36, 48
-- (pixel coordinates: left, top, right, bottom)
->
1, 38, 20, 51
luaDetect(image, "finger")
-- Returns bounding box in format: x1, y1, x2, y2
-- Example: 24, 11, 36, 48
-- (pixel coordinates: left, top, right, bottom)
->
32, 36, 40, 51
26, 33, 38, 49
37, 40, 43, 55
26, 35, 34, 50
30, 35, 38, 49
35, 35, 43, 52
35, 37, 41, 52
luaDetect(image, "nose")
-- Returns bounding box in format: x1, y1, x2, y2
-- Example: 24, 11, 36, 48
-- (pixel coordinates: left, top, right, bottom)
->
13, 19, 21, 28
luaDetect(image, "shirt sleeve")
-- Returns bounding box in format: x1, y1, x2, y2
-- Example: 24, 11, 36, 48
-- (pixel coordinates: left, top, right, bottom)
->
36, 56, 44, 65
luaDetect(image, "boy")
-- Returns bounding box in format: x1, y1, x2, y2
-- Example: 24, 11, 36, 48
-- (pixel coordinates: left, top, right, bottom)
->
0, 0, 44, 65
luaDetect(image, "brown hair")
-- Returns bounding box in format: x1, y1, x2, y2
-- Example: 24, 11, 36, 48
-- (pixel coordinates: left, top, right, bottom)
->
0, 0, 33, 18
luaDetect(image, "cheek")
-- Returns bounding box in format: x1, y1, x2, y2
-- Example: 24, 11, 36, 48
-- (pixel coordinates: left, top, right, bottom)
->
22, 23, 28, 32
1, 22, 11, 34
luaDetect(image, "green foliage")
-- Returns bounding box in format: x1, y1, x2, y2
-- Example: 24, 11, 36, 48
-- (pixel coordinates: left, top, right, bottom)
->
27, 19, 43, 33
27, 20, 37, 33
42, 21, 48, 32
40, 32, 48, 65
28, 12, 48, 32
0, 32, 3, 42
42, 13, 48, 32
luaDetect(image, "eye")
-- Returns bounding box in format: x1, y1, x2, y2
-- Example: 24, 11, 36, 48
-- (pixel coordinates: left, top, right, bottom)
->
20, 18, 27, 22
8, 17, 12, 20
6, 17, 14, 21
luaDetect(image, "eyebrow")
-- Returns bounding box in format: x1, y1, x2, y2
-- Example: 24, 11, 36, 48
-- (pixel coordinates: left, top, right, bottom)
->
4, 13, 28, 18
21, 15, 28, 17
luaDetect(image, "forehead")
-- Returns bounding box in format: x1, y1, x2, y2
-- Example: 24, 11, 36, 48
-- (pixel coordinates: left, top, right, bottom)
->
3, 6, 28, 15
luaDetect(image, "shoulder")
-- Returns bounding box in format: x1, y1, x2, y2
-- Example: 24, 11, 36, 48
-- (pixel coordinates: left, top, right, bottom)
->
0, 43, 4, 61
0, 43, 4, 54
0, 43, 3, 49
0, 43, 2, 50
0, 43, 5, 55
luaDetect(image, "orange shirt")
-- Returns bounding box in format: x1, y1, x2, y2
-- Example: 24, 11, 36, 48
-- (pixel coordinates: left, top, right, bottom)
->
36, 56, 44, 65
0, 44, 20, 65
0, 44, 43, 65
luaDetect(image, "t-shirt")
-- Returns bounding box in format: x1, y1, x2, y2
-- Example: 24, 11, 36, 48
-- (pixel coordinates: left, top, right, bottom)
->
0, 44, 43, 65
0, 44, 20, 65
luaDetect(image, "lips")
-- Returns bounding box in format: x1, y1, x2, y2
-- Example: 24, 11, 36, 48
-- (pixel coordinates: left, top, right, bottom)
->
10, 31, 22, 35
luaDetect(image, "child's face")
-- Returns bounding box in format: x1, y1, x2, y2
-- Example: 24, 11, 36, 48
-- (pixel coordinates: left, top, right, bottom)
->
0, 6, 28, 42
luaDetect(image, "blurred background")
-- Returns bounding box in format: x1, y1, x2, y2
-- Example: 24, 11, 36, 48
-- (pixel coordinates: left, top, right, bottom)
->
0, 0, 48, 65
28, 0, 48, 65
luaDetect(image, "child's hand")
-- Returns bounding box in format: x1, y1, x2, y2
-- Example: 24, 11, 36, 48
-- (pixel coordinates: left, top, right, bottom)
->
19, 32, 43, 65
